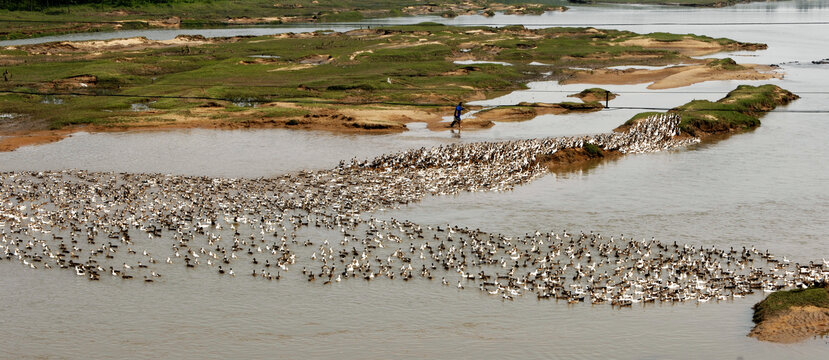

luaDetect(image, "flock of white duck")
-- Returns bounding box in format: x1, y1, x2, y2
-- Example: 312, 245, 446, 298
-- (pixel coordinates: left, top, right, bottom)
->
1, 114, 826, 305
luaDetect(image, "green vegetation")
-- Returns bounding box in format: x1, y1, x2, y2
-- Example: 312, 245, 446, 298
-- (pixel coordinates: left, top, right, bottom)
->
623, 84, 798, 137
0, 0, 568, 41
706, 57, 744, 71
626, 111, 663, 122
583, 142, 603, 157
753, 286, 829, 323
576, 88, 609, 97
643, 32, 735, 46
0, 24, 760, 130
571, 87, 615, 102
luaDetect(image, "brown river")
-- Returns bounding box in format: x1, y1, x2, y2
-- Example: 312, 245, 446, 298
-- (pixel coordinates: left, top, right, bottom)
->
1, 1, 828, 358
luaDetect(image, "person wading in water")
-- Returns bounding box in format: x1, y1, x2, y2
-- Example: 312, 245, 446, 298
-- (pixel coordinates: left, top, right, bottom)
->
450, 102, 463, 130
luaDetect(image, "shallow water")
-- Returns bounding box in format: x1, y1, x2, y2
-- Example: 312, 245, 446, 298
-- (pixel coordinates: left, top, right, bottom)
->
2, 1, 829, 358
3, 261, 826, 359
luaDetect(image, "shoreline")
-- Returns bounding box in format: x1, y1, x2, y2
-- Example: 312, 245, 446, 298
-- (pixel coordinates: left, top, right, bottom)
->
0, 72, 788, 153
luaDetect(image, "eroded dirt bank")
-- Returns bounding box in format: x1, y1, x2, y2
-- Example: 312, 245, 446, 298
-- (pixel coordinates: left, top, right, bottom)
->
749, 305, 829, 343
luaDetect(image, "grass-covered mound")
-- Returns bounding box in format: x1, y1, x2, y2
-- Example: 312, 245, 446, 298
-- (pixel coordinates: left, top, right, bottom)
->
621, 84, 798, 137
706, 57, 745, 71
569, 87, 616, 103
749, 285, 829, 343
753, 286, 829, 324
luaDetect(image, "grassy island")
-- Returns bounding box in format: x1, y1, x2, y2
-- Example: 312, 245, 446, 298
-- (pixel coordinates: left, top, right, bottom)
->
749, 285, 829, 343
619, 84, 798, 138
534, 83, 797, 172
0, 23, 775, 150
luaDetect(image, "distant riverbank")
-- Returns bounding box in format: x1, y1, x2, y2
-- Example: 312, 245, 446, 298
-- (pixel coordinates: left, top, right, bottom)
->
0, 24, 777, 151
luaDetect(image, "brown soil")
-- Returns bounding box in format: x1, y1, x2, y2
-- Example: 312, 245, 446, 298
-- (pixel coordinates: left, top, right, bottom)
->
561, 64, 782, 90
470, 101, 604, 123
536, 147, 623, 172
472, 104, 566, 123
749, 306, 829, 343
44, 75, 97, 91
427, 117, 495, 131
0, 129, 73, 152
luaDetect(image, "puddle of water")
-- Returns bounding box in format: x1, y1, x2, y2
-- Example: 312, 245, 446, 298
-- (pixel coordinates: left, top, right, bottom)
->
453, 60, 513, 66
40, 96, 64, 105
130, 103, 153, 111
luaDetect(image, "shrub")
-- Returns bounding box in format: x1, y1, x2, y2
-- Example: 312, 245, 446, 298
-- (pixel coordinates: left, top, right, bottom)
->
584, 143, 602, 157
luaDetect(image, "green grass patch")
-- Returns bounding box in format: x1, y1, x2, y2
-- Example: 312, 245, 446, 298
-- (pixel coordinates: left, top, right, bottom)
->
583, 142, 603, 157
319, 11, 364, 22
624, 85, 797, 136
258, 107, 309, 118
706, 57, 745, 70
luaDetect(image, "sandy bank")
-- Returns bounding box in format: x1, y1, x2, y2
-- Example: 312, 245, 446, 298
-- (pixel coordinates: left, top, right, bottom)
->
562, 63, 781, 89
8, 35, 240, 55
617, 37, 764, 57
0, 102, 454, 152
470, 101, 603, 123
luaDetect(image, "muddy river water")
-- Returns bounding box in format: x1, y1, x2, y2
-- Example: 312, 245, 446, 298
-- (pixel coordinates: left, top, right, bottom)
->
1, 1, 828, 358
